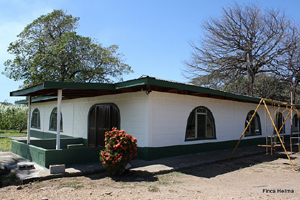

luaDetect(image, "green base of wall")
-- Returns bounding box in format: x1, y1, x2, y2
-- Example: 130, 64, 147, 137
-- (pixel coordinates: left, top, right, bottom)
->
30, 129, 74, 139
11, 140, 47, 167
137, 137, 266, 160
11, 139, 103, 168
12, 136, 288, 168
29, 129, 89, 148
29, 138, 86, 149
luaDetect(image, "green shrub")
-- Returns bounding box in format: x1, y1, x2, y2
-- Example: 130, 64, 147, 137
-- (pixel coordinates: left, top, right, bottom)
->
0, 104, 28, 132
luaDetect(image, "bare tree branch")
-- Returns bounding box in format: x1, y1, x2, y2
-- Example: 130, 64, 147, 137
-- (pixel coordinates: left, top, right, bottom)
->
184, 3, 289, 96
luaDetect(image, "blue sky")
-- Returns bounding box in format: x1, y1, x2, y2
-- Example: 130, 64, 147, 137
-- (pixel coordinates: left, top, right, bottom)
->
1, 0, 300, 103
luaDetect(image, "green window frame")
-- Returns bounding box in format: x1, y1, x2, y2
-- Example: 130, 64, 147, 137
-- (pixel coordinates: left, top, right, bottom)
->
185, 106, 216, 141
274, 112, 285, 134
49, 107, 63, 131
245, 110, 262, 136
31, 108, 40, 129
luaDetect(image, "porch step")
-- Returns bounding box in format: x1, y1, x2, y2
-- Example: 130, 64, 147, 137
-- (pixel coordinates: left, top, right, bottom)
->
17, 162, 34, 170
67, 143, 85, 149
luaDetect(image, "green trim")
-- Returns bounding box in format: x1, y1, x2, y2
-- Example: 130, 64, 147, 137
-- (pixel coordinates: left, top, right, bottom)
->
115, 78, 148, 89
11, 140, 46, 167
44, 147, 103, 168
185, 106, 216, 141
11, 136, 274, 167
10, 76, 300, 108
29, 138, 85, 149
43, 81, 115, 90
16, 96, 57, 104
8, 77, 260, 104
10, 83, 45, 96
143, 77, 261, 103
137, 137, 266, 160
11, 139, 103, 168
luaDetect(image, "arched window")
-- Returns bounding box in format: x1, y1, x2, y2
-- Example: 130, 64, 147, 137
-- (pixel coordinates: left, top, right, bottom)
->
185, 106, 216, 140
31, 108, 40, 129
49, 107, 63, 131
274, 112, 285, 134
245, 110, 261, 136
292, 114, 300, 133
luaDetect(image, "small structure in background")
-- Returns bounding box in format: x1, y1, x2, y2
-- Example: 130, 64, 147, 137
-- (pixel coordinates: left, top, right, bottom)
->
229, 99, 300, 171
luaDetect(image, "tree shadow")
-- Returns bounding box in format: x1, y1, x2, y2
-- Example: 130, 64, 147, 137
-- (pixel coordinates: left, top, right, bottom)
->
86, 169, 158, 182
176, 153, 296, 179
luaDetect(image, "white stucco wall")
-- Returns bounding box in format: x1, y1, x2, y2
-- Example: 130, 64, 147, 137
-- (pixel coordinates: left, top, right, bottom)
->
30, 91, 149, 147
30, 90, 292, 148
148, 91, 292, 147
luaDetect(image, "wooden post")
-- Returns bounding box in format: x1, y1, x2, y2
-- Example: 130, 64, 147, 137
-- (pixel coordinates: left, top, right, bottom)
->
27, 96, 32, 145
291, 91, 294, 138
264, 102, 296, 171
265, 106, 268, 154
56, 89, 62, 150
228, 99, 263, 160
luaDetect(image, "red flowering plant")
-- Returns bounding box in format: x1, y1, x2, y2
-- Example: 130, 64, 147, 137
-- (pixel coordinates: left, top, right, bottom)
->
100, 128, 137, 175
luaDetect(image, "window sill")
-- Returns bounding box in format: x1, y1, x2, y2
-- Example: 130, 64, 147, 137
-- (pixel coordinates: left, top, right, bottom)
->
244, 134, 262, 137
185, 137, 217, 141
31, 127, 40, 129
49, 129, 63, 132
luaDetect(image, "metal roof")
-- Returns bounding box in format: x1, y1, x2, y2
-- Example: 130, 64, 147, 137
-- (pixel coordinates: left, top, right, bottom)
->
11, 76, 266, 104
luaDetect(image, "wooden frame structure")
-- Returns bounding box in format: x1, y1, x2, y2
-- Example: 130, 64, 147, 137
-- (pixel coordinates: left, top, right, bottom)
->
228, 98, 300, 171
290, 133, 300, 154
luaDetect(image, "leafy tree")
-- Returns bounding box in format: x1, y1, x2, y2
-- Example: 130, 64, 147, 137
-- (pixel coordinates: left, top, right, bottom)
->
184, 3, 289, 96
0, 101, 13, 106
2, 10, 132, 87
252, 73, 290, 102
191, 73, 289, 101
0, 104, 28, 132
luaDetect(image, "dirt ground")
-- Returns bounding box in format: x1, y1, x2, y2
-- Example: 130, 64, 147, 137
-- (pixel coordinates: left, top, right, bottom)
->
1, 152, 300, 200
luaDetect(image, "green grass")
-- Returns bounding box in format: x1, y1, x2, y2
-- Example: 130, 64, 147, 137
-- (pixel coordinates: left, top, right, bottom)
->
0, 130, 27, 151
0, 130, 27, 137
0, 138, 12, 151
60, 181, 84, 189
148, 185, 160, 192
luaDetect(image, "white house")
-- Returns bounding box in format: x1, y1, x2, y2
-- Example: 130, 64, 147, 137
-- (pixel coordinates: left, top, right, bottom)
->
10, 76, 299, 165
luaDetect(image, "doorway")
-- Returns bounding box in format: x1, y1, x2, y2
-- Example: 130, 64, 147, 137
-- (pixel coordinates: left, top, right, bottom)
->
88, 104, 120, 147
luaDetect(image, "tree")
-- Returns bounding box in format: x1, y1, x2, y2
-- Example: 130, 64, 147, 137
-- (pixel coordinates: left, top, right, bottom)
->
0, 100, 13, 106
252, 73, 289, 102
191, 73, 289, 101
2, 10, 132, 87
184, 3, 289, 96
273, 24, 300, 104
0, 104, 28, 132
